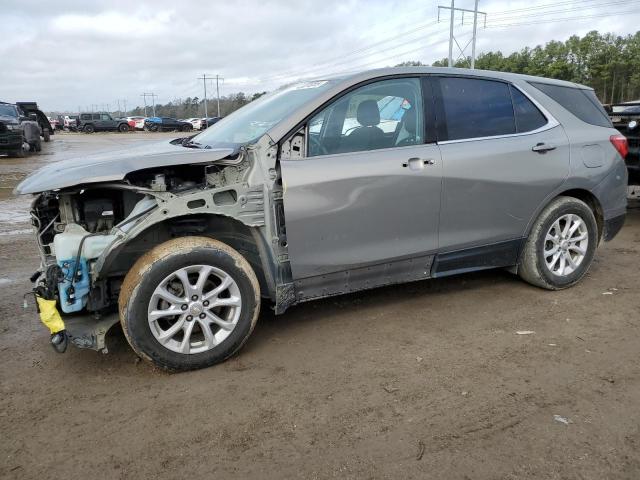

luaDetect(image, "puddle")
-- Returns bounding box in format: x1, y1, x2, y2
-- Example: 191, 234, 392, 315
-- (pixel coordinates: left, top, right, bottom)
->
0, 228, 32, 236
0, 197, 31, 225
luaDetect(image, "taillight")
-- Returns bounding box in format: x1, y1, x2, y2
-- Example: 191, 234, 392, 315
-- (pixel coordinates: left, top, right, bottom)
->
610, 134, 628, 159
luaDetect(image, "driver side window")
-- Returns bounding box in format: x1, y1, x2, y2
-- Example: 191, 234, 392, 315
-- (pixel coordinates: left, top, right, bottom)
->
307, 78, 424, 157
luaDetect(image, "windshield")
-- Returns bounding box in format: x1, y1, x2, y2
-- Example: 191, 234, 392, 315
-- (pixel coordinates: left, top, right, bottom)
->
0, 104, 18, 118
193, 80, 336, 147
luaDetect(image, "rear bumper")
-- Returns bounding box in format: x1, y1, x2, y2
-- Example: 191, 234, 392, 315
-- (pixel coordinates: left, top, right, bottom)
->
603, 213, 626, 241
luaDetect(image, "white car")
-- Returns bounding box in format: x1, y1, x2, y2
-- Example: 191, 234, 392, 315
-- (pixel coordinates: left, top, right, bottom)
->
185, 117, 204, 130
126, 116, 146, 130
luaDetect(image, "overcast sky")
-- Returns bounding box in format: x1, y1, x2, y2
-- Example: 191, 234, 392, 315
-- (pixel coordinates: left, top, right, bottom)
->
1, 0, 638, 112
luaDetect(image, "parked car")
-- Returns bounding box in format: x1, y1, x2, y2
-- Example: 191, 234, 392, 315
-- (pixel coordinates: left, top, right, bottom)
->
202, 116, 222, 129
77, 112, 130, 133
125, 116, 145, 130
184, 117, 204, 130
606, 101, 640, 185
57, 115, 78, 131
143, 116, 193, 132
16, 67, 628, 371
48, 117, 59, 130
0, 102, 42, 157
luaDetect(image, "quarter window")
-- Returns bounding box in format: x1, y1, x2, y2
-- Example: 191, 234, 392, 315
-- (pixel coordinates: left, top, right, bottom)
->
307, 78, 424, 157
510, 86, 547, 132
529, 82, 612, 128
438, 77, 516, 140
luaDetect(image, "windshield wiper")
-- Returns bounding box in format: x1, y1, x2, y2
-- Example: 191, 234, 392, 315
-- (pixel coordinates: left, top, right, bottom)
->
182, 140, 204, 149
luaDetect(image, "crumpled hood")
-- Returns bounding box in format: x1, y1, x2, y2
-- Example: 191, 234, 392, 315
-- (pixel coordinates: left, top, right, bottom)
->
15, 140, 236, 194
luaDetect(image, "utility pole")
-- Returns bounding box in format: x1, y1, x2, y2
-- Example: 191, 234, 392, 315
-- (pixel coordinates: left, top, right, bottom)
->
141, 93, 158, 117
215, 74, 223, 117
123, 99, 127, 117
438, 1, 486, 68
141, 94, 148, 117
117, 99, 121, 117
197, 74, 210, 119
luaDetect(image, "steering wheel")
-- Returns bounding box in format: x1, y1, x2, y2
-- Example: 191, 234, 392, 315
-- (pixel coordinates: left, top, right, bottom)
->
308, 134, 329, 156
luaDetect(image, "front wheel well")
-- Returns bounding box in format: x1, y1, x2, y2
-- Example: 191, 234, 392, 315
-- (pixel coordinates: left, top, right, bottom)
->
104, 214, 273, 301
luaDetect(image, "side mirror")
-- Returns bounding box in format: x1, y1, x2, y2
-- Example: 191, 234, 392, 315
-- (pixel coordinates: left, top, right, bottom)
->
629, 120, 638, 131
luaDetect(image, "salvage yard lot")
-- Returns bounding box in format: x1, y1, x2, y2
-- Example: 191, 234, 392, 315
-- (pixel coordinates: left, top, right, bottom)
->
1, 133, 639, 479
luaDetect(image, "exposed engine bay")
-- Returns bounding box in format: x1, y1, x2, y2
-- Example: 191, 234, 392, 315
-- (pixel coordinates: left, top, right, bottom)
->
26, 138, 290, 350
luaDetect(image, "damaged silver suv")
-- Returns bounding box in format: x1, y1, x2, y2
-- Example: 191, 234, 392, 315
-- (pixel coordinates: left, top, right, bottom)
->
16, 68, 628, 371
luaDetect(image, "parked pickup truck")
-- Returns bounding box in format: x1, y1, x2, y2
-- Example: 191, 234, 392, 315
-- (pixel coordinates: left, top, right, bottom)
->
0, 102, 42, 157
77, 112, 130, 133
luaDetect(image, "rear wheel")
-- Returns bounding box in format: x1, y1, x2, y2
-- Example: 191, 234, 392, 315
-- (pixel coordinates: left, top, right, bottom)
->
84, 124, 95, 133
119, 237, 260, 371
118, 123, 129, 132
181, 124, 192, 132
43, 128, 50, 142
519, 196, 598, 290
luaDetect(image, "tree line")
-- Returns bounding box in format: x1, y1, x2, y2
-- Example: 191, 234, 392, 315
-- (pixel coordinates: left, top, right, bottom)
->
128, 91, 267, 119
429, 30, 640, 104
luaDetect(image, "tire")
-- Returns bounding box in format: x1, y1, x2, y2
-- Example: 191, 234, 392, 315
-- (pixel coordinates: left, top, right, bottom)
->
149, 124, 159, 132
181, 124, 192, 132
84, 124, 95, 133
34, 139, 42, 152
118, 123, 129, 133
9, 148, 26, 158
119, 237, 261, 371
43, 128, 50, 142
519, 196, 598, 290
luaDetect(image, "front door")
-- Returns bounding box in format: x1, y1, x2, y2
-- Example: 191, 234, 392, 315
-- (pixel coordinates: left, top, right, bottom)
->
280, 77, 442, 282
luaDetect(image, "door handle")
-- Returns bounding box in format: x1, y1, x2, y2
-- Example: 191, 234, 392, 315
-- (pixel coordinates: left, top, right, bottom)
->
532, 142, 556, 153
402, 157, 435, 169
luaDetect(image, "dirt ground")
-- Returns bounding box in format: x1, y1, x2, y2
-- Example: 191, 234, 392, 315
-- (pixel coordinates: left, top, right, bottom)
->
1, 132, 639, 480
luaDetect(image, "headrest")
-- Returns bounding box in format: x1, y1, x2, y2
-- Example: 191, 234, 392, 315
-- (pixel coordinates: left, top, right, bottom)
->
356, 100, 380, 127
403, 107, 416, 134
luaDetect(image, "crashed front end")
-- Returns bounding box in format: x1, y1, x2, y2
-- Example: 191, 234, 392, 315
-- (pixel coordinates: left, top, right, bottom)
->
19, 136, 286, 353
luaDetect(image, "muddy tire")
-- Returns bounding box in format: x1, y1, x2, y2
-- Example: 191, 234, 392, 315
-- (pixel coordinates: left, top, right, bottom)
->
33, 139, 42, 152
119, 237, 260, 371
519, 196, 597, 290
43, 128, 50, 142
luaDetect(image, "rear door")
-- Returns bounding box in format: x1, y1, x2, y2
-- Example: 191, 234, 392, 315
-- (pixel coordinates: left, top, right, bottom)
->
433, 76, 570, 259
281, 76, 443, 282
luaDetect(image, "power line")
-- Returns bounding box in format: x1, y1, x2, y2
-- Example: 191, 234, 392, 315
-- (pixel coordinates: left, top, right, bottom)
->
487, 0, 639, 22
487, 7, 640, 27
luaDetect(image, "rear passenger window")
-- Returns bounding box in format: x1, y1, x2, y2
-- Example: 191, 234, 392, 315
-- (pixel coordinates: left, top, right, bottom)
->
438, 77, 515, 140
530, 82, 612, 128
510, 86, 547, 132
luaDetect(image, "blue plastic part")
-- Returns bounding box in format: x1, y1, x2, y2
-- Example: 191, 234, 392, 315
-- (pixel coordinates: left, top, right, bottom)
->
57, 258, 90, 313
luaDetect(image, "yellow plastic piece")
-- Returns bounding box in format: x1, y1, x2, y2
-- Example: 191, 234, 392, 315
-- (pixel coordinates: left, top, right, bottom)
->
36, 297, 66, 334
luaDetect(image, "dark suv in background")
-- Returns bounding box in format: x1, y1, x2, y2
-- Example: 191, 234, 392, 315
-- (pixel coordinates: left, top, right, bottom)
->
0, 102, 42, 157
606, 102, 640, 185
77, 112, 130, 133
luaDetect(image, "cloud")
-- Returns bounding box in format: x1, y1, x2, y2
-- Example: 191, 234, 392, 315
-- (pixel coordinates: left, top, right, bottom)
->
0, 0, 637, 112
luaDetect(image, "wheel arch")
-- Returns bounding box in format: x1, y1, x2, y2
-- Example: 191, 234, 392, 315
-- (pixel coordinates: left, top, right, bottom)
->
102, 213, 277, 301
525, 188, 604, 241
